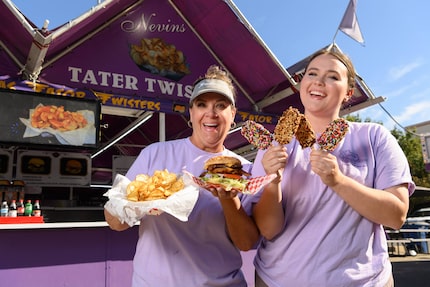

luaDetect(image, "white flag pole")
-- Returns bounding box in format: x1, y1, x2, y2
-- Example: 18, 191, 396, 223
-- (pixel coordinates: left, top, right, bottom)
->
334, 0, 365, 45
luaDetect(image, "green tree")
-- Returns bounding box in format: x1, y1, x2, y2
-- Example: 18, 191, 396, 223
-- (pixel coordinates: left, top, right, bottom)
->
345, 114, 380, 124
391, 128, 430, 214
391, 128, 430, 188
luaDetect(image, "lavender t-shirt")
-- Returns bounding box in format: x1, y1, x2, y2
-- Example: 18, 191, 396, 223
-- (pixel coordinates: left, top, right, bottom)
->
249, 122, 415, 287
126, 137, 252, 287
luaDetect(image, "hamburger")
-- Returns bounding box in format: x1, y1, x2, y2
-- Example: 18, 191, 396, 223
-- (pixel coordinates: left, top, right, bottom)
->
199, 156, 251, 192
27, 157, 46, 173
65, 159, 83, 175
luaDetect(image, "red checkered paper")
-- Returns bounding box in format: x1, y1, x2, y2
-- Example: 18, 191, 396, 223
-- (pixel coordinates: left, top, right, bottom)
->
183, 171, 277, 195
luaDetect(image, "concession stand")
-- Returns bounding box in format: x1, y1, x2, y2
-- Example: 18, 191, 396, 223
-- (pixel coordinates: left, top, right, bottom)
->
0, 0, 382, 286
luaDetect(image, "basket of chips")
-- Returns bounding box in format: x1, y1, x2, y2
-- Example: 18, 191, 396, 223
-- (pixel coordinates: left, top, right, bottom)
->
104, 169, 199, 226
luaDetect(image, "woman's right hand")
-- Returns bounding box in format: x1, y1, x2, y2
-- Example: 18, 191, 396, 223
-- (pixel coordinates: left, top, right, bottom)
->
104, 209, 131, 231
261, 145, 288, 179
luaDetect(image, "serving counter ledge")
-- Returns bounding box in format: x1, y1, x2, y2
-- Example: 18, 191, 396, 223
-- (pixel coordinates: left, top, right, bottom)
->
0, 220, 109, 229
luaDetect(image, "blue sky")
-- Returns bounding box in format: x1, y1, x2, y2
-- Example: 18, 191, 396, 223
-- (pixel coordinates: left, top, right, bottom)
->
11, 0, 430, 133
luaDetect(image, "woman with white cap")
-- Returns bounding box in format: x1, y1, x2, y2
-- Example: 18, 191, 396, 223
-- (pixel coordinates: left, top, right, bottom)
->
105, 65, 259, 287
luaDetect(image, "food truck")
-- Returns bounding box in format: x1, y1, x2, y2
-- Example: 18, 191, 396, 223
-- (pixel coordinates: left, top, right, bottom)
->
0, 0, 382, 286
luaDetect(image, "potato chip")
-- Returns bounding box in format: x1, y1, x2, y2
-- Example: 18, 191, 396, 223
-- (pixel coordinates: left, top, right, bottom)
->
126, 169, 184, 201
135, 174, 149, 182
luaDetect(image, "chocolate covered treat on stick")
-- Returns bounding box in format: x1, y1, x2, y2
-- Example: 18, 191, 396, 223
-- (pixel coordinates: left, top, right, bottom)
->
273, 107, 302, 145
274, 106, 316, 148
296, 116, 316, 148
241, 120, 274, 150
317, 118, 349, 151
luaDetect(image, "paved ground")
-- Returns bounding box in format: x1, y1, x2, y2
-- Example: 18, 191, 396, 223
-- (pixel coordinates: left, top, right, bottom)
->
390, 253, 430, 262
391, 254, 430, 287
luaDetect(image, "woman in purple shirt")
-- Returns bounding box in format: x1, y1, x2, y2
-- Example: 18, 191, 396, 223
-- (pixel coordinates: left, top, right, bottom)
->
249, 46, 415, 287
105, 65, 259, 286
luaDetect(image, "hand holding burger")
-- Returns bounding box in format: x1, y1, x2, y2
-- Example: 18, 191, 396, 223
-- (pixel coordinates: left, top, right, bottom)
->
199, 156, 251, 193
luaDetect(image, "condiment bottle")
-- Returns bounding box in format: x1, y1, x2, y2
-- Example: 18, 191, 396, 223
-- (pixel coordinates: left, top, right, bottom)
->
0, 201, 8, 217
8, 199, 17, 217
24, 200, 32, 216
32, 200, 41, 217
17, 199, 25, 216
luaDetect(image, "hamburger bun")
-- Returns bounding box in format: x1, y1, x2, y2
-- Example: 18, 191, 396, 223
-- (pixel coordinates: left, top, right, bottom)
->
203, 156, 244, 175
200, 156, 250, 192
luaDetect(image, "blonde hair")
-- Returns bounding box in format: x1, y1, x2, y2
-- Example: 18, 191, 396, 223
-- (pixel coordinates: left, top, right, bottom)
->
192, 65, 236, 102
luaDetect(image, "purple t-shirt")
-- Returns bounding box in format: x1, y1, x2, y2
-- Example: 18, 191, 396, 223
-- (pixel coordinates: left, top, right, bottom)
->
126, 137, 252, 287
249, 122, 415, 287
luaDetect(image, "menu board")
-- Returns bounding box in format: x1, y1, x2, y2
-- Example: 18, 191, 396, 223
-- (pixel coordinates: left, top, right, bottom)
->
16, 150, 91, 186
0, 88, 101, 149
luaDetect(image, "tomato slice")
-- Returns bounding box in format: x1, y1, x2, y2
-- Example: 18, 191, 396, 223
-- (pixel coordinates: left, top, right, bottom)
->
221, 173, 242, 180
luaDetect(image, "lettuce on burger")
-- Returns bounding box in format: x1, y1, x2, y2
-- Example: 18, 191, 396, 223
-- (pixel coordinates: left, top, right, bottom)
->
199, 156, 251, 192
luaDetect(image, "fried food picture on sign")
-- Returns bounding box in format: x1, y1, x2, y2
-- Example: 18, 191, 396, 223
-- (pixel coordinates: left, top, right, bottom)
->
130, 37, 191, 81
19, 104, 96, 146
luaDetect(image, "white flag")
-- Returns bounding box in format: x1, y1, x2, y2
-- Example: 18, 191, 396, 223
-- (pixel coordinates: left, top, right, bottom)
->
339, 0, 364, 44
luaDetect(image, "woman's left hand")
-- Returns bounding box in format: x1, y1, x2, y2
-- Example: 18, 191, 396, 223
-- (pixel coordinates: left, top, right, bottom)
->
207, 186, 239, 199
309, 149, 344, 187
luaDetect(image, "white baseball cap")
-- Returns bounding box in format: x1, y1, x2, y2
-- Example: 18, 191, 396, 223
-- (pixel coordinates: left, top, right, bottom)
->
189, 78, 235, 106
